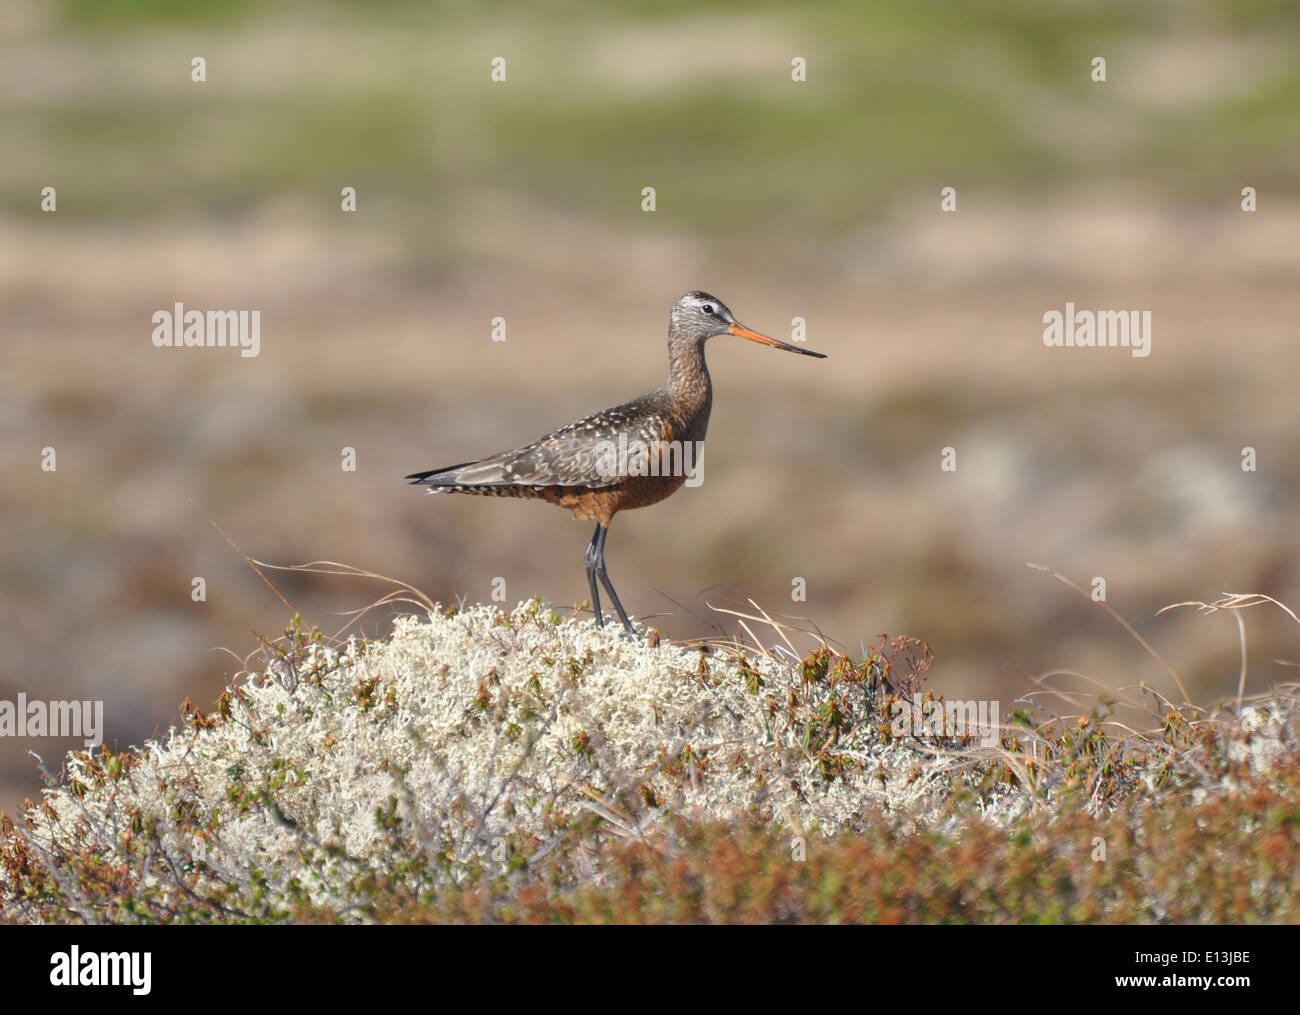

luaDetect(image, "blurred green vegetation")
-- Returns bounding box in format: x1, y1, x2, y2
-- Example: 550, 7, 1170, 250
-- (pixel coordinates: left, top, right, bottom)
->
11, 0, 1295, 240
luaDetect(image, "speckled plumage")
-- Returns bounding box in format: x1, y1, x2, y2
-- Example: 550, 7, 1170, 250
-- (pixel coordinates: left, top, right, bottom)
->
406, 291, 826, 634
408, 393, 699, 523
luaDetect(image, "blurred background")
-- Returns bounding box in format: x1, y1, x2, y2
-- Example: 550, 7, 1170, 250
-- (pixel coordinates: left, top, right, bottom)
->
3, 0, 1299, 811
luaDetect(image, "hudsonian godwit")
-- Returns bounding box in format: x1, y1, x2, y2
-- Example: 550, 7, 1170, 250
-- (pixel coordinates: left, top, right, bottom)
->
406, 291, 827, 635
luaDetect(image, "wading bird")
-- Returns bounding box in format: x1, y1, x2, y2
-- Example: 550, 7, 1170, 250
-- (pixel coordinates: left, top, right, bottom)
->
406, 291, 826, 635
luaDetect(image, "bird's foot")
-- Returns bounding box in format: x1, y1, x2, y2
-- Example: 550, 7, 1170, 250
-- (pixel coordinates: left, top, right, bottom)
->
592, 609, 638, 640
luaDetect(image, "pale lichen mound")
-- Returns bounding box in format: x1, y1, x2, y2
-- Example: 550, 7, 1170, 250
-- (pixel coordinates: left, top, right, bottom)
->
5, 600, 1298, 923
2, 602, 1024, 919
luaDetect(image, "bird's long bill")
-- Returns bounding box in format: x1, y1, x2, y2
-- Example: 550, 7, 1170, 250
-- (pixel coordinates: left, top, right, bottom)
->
728, 323, 827, 358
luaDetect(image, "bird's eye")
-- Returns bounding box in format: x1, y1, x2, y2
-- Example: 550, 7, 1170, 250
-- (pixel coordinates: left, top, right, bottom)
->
702, 304, 715, 315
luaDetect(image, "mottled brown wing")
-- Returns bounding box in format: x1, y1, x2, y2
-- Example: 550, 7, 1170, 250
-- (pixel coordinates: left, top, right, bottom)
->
441, 401, 675, 489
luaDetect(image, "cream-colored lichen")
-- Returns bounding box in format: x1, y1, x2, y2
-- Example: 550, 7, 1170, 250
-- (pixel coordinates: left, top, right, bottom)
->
4, 600, 1295, 921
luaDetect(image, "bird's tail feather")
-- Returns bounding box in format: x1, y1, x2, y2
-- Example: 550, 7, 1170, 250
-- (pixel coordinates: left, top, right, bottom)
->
405, 460, 480, 487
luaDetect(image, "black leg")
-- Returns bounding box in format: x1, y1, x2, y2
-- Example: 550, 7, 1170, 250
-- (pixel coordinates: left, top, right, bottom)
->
584, 523, 603, 627
592, 524, 636, 636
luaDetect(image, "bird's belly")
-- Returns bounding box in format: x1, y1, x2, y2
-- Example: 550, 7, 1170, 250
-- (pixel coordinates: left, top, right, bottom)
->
543, 473, 688, 524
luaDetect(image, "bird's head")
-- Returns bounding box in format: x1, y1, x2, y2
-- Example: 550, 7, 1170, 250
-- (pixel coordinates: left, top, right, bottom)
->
669, 291, 827, 358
